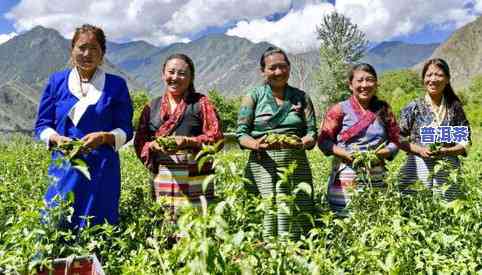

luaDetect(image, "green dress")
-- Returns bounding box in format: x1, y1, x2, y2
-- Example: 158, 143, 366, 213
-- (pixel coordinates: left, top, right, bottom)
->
236, 84, 317, 240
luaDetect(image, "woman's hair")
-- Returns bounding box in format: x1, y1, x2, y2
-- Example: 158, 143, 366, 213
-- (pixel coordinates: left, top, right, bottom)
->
259, 46, 290, 71
71, 24, 106, 55
421, 58, 460, 104
162, 53, 196, 93
348, 63, 377, 82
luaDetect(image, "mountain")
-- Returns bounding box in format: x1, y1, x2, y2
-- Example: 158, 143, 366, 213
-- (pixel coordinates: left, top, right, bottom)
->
0, 25, 453, 132
0, 26, 145, 131
108, 33, 323, 97
110, 34, 272, 96
362, 41, 439, 72
414, 16, 482, 88
106, 40, 160, 72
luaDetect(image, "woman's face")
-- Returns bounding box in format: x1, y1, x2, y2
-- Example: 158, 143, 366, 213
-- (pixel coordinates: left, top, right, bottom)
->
162, 58, 192, 96
349, 70, 377, 105
262, 53, 290, 90
424, 64, 449, 98
71, 32, 103, 74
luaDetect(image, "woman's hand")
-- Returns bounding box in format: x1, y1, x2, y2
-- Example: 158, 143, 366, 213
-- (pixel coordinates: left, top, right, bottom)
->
254, 136, 270, 151
81, 132, 111, 150
149, 140, 177, 155
49, 134, 72, 147
375, 147, 392, 160
300, 136, 315, 150
332, 145, 353, 164
413, 144, 433, 158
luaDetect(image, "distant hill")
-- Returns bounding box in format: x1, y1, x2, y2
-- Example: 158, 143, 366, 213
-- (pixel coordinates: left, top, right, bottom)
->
110, 34, 280, 96
362, 41, 438, 72
414, 15, 482, 88
0, 25, 449, 132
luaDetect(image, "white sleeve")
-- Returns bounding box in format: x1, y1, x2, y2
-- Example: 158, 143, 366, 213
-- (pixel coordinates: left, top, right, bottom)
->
110, 128, 127, 151
39, 127, 58, 147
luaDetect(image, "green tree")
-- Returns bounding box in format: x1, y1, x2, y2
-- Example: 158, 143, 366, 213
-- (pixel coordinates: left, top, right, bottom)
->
316, 11, 368, 110
207, 89, 240, 132
130, 90, 150, 129
377, 69, 423, 116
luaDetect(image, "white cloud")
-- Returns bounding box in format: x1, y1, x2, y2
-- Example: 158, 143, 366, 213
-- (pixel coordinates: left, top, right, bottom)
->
0, 32, 17, 44
473, 0, 482, 13
336, 0, 478, 42
4, 0, 482, 50
6, 0, 195, 45
165, 0, 293, 34
5, 0, 296, 46
227, 3, 335, 53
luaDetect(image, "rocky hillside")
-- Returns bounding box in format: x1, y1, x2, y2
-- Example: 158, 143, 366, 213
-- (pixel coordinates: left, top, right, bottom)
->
362, 41, 438, 72
415, 16, 482, 88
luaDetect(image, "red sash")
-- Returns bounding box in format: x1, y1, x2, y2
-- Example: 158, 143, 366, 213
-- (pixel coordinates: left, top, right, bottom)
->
339, 96, 377, 142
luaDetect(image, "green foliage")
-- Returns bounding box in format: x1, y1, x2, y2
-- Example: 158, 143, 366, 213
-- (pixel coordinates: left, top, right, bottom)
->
378, 69, 424, 116
130, 90, 150, 129
154, 136, 177, 151
316, 12, 368, 110
459, 75, 482, 128
0, 134, 481, 273
207, 89, 240, 132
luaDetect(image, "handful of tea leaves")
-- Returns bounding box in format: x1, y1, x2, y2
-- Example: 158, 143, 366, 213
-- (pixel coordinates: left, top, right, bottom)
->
351, 144, 384, 185
428, 142, 442, 153
155, 136, 177, 151
265, 133, 301, 148
53, 140, 91, 180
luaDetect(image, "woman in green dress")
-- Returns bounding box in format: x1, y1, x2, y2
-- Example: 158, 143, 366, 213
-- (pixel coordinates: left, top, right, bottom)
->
236, 47, 317, 241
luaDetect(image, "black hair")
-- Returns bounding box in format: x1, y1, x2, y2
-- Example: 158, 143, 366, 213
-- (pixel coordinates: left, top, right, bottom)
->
422, 58, 460, 104
259, 46, 290, 71
348, 63, 377, 82
162, 53, 196, 93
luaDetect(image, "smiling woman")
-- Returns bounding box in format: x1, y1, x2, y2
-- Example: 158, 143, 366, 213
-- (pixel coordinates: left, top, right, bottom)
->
134, 53, 223, 223
34, 24, 134, 228
236, 47, 317, 241
398, 58, 472, 201
318, 63, 401, 217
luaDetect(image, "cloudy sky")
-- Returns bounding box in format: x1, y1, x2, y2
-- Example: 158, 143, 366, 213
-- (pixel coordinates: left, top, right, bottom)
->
0, 0, 481, 53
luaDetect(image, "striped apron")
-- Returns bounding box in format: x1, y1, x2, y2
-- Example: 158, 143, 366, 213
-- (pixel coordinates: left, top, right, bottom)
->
327, 158, 386, 217
399, 154, 461, 201
152, 152, 214, 222
245, 149, 314, 241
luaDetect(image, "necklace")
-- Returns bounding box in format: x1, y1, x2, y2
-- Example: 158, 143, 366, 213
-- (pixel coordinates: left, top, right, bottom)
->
79, 79, 89, 97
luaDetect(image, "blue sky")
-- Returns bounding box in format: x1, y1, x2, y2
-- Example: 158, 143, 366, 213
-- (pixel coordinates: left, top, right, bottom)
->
0, 0, 17, 33
1, 0, 481, 52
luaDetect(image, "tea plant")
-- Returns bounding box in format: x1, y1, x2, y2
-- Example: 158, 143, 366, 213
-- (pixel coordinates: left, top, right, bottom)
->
0, 134, 481, 274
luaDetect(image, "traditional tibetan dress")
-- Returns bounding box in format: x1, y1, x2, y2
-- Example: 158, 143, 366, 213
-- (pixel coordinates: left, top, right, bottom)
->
398, 95, 471, 201
34, 68, 134, 228
134, 92, 223, 220
318, 96, 400, 217
236, 84, 317, 240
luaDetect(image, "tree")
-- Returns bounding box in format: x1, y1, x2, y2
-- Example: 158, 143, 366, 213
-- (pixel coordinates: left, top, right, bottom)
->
207, 89, 240, 132
316, 12, 368, 110
377, 69, 423, 116
131, 90, 150, 129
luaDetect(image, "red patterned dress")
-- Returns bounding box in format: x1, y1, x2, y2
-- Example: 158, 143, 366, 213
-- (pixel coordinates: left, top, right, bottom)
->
134, 91, 223, 220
